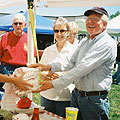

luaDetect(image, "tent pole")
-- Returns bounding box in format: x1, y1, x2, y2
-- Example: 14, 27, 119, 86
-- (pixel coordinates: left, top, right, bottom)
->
27, 0, 35, 100
27, 0, 35, 66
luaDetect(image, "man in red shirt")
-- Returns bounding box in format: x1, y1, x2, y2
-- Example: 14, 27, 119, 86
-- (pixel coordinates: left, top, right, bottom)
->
0, 13, 36, 94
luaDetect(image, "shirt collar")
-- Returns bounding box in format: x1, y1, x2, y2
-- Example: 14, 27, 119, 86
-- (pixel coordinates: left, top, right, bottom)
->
87, 30, 107, 42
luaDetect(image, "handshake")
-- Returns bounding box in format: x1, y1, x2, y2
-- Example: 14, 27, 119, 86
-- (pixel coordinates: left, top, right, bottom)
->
40, 71, 60, 81
13, 67, 60, 94
27, 63, 62, 93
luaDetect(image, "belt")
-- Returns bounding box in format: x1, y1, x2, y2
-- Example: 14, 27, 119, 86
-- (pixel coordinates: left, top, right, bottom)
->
1, 61, 27, 68
75, 88, 108, 96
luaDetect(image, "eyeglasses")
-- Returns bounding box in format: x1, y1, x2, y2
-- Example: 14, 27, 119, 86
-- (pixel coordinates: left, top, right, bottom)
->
13, 22, 23, 25
86, 17, 101, 22
54, 29, 67, 33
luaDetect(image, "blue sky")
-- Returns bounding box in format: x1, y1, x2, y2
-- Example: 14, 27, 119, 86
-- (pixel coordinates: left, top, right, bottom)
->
0, 5, 120, 17
36, 6, 120, 16
104, 6, 120, 15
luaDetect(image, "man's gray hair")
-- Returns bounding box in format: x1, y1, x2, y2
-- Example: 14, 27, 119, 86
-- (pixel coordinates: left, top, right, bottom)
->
101, 14, 109, 23
13, 13, 26, 23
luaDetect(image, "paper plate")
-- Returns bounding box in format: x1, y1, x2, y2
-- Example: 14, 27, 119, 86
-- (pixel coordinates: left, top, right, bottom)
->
15, 105, 45, 114
12, 113, 29, 120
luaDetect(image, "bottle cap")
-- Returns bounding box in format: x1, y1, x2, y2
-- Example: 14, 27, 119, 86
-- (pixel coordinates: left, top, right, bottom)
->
34, 108, 39, 114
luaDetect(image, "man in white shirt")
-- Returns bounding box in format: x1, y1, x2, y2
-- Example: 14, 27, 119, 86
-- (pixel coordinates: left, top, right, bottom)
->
30, 7, 117, 120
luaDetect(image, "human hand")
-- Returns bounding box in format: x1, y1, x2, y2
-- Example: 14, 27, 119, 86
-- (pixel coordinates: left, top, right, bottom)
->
13, 75, 33, 91
28, 64, 51, 72
32, 81, 53, 93
40, 72, 59, 81
28, 63, 41, 68
45, 73, 60, 80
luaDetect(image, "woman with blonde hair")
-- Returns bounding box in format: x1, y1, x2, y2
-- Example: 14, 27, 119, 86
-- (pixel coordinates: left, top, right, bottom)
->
67, 21, 79, 46
39, 17, 76, 118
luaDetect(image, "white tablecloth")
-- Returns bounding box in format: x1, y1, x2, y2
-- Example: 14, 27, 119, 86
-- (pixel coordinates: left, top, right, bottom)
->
13, 110, 66, 120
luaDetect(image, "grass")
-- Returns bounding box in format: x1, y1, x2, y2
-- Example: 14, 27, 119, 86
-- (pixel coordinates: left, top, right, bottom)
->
108, 84, 120, 120
33, 85, 120, 120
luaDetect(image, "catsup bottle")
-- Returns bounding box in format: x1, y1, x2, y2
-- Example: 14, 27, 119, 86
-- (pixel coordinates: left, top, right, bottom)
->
31, 108, 39, 120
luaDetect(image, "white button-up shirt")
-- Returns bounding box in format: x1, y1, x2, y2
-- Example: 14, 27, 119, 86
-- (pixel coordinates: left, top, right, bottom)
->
50, 30, 117, 92
40, 41, 76, 101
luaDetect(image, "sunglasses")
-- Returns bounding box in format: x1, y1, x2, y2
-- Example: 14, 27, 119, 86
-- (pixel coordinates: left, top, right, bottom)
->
54, 29, 67, 33
13, 22, 23, 25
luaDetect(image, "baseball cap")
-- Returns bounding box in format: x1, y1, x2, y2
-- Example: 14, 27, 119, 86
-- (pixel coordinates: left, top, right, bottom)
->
84, 6, 109, 17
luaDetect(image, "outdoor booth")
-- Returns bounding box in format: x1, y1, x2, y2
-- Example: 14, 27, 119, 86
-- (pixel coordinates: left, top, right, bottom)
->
0, 11, 54, 50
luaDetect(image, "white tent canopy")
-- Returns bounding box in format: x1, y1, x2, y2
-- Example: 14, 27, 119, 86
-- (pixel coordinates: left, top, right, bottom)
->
0, 0, 120, 9
107, 15, 120, 35
40, 0, 120, 7
0, 0, 27, 8
107, 15, 120, 30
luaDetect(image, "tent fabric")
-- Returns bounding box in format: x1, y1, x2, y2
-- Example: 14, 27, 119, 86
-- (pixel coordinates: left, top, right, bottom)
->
40, 0, 120, 7
0, 0, 27, 9
0, 11, 54, 35
107, 15, 120, 32
107, 15, 120, 35
0, 0, 120, 8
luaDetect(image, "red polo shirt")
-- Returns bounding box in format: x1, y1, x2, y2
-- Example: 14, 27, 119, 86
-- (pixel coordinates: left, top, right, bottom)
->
0, 32, 36, 65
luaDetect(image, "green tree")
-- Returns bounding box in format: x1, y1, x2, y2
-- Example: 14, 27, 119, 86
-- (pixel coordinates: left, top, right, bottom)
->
110, 11, 120, 19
